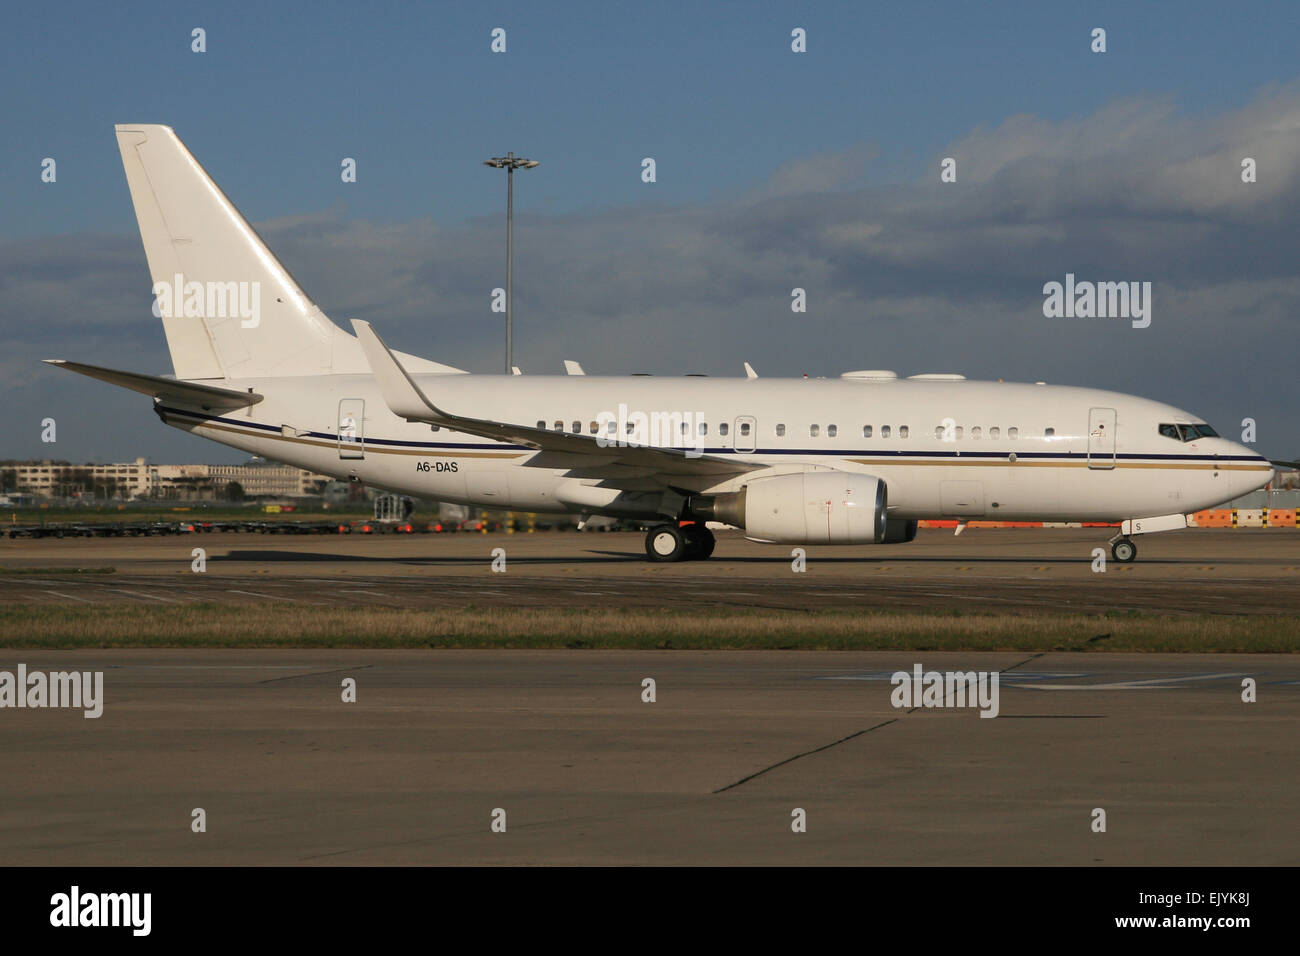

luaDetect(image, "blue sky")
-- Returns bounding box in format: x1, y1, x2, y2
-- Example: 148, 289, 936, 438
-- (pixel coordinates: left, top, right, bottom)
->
2, 1, 1299, 462
6, 1, 1294, 233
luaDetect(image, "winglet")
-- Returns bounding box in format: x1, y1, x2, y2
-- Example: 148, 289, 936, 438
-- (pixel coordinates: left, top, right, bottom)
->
743, 362, 758, 379
563, 360, 586, 376
351, 320, 447, 423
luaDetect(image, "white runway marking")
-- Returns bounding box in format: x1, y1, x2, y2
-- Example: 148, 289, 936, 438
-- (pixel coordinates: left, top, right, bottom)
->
819, 672, 1084, 682
108, 588, 181, 603
227, 589, 292, 600
1020, 672, 1244, 690
42, 590, 90, 602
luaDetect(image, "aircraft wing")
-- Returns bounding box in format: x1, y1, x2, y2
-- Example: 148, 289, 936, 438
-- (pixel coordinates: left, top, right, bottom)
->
351, 321, 755, 480
44, 360, 263, 410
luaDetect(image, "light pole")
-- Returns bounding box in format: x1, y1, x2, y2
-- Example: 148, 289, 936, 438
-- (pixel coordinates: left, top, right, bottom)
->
483, 152, 539, 373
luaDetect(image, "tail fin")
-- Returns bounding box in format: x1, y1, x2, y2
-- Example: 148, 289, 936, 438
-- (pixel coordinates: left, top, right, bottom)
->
114, 124, 464, 380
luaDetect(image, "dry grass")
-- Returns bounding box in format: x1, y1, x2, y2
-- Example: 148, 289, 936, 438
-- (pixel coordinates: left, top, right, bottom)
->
0, 603, 1295, 652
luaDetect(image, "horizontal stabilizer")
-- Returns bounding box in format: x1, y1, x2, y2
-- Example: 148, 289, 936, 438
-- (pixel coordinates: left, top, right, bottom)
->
44, 360, 262, 411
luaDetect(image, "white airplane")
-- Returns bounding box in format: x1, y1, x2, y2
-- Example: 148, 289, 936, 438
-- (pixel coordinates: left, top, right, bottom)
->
48, 125, 1274, 563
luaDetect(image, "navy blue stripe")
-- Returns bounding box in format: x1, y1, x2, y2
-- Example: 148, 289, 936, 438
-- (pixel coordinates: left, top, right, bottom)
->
158, 406, 1268, 465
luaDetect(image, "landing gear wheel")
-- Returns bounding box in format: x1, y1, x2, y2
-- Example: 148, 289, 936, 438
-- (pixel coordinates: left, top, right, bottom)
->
1111, 538, 1137, 563
682, 525, 716, 560
645, 524, 687, 562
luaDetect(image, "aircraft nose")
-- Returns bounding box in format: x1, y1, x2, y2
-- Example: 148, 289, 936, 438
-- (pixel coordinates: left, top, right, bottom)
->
1223, 441, 1273, 495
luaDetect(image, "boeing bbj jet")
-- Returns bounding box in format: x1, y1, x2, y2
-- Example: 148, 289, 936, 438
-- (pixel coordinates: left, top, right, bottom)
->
47, 125, 1274, 562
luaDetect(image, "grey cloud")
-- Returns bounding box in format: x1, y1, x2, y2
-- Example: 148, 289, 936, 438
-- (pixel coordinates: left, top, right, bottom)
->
3, 84, 1298, 461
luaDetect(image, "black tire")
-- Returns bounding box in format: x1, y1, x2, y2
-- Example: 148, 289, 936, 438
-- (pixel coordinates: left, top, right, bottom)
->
682, 525, 716, 560
695, 533, 716, 559
1111, 538, 1137, 563
645, 524, 686, 562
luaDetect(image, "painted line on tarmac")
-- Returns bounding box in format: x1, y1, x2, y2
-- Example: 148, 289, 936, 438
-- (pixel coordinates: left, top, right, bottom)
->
1020, 672, 1244, 690
227, 589, 294, 601
42, 590, 90, 602
107, 588, 182, 603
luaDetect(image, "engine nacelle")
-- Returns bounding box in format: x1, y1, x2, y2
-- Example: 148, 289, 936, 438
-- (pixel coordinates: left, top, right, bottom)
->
692, 472, 887, 545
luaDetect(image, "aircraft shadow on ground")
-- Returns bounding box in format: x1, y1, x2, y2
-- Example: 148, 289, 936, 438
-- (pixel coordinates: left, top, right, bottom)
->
215, 550, 642, 565
213, 549, 1206, 566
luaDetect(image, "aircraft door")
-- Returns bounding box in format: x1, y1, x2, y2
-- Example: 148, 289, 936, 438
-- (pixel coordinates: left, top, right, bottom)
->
1087, 407, 1116, 470
338, 399, 365, 459
734, 416, 757, 453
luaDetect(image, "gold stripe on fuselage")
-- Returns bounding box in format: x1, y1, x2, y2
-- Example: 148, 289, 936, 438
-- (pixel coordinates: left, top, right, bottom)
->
182, 418, 1269, 472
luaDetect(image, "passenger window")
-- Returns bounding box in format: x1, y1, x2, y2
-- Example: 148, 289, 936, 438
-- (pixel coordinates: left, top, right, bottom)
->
626, 422, 636, 434
827, 424, 838, 437
590, 421, 598, 434
1008, 427, 1018, 439
989, 426, 999, 439
571, 421, 580, 433
699, 422, 708, 436
810, 424, 820, 437
776, 423, 786, 437
971, 426, 981, 439
881, 425, 891, 438
740, 422, 751, 436
954, 426, 962, 440
607, 421, 617, 434
899, 425, 909, 438
536, 420, 546, 430
1045, 427, 1055, 437
863, 425, 873, 438
719, 422, 729, 436
935, 425, 946, 439
553, 420, 563, 431
680, 421, 689, 435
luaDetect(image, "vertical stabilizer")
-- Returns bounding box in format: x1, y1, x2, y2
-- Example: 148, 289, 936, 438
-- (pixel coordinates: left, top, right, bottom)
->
115, 124, 466, 380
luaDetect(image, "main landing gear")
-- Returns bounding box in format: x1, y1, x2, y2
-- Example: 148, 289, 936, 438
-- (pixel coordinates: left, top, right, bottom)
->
645, 523, 716, 562
1109, 535, 1137, 563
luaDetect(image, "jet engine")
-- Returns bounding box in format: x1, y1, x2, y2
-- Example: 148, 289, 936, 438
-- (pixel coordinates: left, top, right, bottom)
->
690, 471, 888, 545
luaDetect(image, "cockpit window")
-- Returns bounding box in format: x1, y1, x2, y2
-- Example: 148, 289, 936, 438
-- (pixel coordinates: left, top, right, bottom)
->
1160, 422, 1218, 442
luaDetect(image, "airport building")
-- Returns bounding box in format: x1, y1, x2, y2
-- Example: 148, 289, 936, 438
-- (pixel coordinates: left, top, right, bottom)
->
0, 458, 330, 501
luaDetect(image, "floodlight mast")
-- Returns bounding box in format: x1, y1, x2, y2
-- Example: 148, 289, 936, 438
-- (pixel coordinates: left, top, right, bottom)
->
483, 152, 540, 373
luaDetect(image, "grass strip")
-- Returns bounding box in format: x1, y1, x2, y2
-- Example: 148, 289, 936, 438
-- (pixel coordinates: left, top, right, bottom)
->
0, 603, 1295, 652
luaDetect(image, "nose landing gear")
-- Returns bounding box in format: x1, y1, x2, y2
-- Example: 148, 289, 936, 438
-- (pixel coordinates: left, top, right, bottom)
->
1109, 535, 1137, 563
